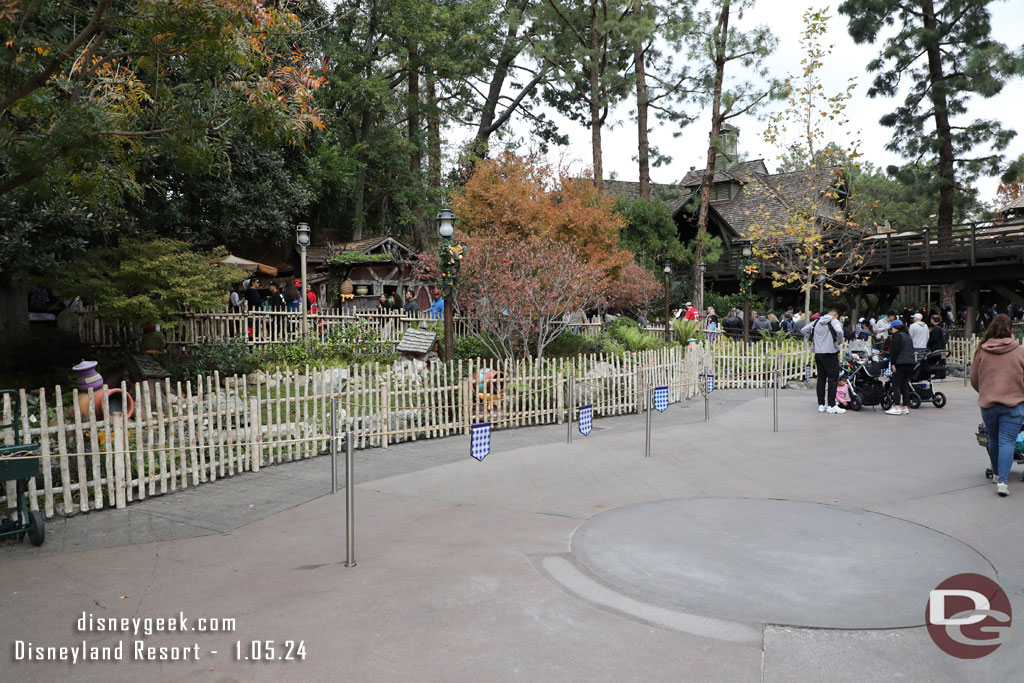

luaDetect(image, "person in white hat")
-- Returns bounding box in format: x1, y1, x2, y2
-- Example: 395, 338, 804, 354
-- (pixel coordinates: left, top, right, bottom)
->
909, 312, 930, 357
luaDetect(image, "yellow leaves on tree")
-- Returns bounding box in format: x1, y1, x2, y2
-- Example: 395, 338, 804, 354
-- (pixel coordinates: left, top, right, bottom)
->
452, 152, 632, 288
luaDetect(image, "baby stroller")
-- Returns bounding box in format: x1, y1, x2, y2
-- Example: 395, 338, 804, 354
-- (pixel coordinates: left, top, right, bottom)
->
908, 350, 948, 408
842, 346, 895, 411
976, 423, 1024, 481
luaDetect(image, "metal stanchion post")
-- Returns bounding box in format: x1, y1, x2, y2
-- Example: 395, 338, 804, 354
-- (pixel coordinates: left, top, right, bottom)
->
703, 363, 710, 423
567, 375, 574, 444
345, 430, 356, 567
645, 383, 652, 458
330, 398, 338, 494
773, 353, 780, 433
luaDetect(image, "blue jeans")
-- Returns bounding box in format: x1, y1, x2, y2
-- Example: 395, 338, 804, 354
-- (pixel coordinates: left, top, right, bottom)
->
980, 403, 1024, 484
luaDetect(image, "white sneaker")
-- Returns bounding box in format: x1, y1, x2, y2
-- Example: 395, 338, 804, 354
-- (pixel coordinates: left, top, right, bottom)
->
884, 407, 902, 415
997, 482, 1009, 497
827, 405, 846, 414
817, 405, 827, 413
901, 407, 909, 415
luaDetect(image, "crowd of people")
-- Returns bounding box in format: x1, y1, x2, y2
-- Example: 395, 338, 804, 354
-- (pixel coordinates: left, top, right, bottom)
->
230, 278, 319, 314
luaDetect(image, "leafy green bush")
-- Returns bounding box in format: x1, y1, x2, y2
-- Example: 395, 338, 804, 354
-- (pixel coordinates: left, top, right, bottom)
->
670, 318, 704, 345
616, 326, 662, 352
455, 335, 494, 360
183, 340, 261, 377
545, 331, 590, 357
608, 316, 640, 342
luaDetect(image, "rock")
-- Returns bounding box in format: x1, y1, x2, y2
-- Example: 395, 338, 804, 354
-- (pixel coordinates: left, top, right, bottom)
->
314, 368, 349, 393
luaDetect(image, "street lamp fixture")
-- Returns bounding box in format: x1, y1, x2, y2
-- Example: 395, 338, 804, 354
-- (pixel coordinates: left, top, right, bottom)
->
296, 222, 310, 341
436, 208, 456, 362
437, 207, 456, 240
741, 244, 752, 258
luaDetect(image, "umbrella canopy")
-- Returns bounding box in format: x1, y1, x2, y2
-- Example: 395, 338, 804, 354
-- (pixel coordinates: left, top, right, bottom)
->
211, 254, 278, 276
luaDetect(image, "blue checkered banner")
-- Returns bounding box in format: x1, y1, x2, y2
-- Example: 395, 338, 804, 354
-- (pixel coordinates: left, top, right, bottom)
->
805, 364, 812, 382
700, 373, 715, 393
578, 404, 593, 436
654, 386, 668, 412
470, 422, 491, 461
883, 364, 893, 377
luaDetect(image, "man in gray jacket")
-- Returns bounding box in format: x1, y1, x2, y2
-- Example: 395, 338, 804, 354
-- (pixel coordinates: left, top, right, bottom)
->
802, 308, 846, 414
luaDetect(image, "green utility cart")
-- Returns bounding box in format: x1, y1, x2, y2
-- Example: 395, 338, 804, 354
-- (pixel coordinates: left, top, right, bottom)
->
0, 390, 45, 546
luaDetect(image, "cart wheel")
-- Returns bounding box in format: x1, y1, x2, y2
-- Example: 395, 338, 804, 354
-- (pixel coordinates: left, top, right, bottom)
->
881, 394, 893, 411
933, 392, 947, 408
986, 468, 994, 479
908, 393, 922, 410
27, 510, 44, 547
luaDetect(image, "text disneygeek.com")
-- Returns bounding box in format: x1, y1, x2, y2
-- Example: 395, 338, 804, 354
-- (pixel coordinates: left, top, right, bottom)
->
12, 612, 306, 663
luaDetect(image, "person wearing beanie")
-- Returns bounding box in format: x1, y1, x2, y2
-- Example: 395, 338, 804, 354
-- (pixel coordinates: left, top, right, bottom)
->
885, 319, 915, 415
971, 314, 1024, 496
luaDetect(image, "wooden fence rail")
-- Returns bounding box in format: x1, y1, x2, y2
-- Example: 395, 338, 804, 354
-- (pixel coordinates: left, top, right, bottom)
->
1, 346, 704, 519
75, 308, 607, 348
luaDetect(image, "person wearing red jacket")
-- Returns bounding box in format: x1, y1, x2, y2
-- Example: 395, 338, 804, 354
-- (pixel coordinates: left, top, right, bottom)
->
683, 302, 700, 321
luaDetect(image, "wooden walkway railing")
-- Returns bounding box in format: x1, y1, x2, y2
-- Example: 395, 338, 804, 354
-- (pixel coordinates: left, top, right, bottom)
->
76, 308, 607, 348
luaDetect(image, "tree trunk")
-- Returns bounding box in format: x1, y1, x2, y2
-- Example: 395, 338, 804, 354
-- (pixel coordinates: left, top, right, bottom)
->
921, 0, 955, 244
633, 0, 650, 199
693, 0, 730, 313
352, 109, 373, 241
408, 45, 426, 249
589, 1, 603, 187
426, 75, 441, 188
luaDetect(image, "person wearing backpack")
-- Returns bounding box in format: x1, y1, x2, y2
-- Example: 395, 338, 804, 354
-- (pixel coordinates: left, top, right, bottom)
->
927, 314, 948, 351
801, 308, 846, 414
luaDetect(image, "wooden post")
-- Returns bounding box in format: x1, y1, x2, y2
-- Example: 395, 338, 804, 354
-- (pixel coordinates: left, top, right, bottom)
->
111, 413, 127, 509
37, 387, 55, 517
380, 380, 390, 449
250, 397, 261, 472
54, 385, 73, 514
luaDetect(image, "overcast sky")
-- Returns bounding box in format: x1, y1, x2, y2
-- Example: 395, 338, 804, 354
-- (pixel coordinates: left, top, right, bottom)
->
468, 0, 1024, 206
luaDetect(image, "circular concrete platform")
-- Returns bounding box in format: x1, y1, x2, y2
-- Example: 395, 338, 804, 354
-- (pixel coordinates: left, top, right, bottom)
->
570, 498, 994, 629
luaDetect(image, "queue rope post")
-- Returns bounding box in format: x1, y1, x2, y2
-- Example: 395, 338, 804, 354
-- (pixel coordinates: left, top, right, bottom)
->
330, 397, 338, 494
645, 382, 652, 458
567, 375, 574, 445
345, 430, 356, 568
773, 352, 780, 433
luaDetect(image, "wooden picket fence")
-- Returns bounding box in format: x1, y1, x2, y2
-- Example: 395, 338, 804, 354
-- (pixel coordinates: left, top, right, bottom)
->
75, 307, 607, 348
1, 346, 704, 520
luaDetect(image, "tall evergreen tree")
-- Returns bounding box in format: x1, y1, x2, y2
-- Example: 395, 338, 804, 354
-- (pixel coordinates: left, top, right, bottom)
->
838, 0, 1024, 240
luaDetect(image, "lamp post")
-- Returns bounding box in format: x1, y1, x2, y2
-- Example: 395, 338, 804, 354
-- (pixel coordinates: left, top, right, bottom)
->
437, 208, 456, 362
663, 260, 672, 342
296, 222, 310, 341
738, 242, 753, 345
697, 259, 706, 321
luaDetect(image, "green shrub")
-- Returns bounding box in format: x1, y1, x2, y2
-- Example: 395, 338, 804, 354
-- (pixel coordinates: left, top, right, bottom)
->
455, 335, 494, 360
616, 326, 662, 352
545, 331, 590, 357
191, 340, 261, 376
670, 318, 704, 345
608, 316, 640, 342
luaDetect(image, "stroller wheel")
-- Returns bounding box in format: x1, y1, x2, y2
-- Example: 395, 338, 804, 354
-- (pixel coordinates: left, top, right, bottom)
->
986, 468, 993, 479
932, 392, 947, 408
850, 394, 863, 411
881, 394, 894, 411
908, 393, 922, 410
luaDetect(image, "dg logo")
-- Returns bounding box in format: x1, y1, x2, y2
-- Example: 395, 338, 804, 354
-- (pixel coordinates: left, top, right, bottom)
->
926, 573, 1011, 659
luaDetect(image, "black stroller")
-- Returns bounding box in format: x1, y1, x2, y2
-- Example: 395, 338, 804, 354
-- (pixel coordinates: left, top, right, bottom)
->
907, 350, 948, 408
842, 344, 896, 411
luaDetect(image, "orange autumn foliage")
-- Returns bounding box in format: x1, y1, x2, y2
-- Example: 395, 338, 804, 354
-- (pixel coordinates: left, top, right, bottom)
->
453, 153, 632, 284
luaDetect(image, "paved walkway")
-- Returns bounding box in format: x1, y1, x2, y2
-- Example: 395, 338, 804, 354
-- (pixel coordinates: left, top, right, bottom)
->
1, 381, 1021, 682
0, 390, 756, 558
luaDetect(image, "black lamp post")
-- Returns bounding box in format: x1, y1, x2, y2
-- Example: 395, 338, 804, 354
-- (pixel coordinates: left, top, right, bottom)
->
296, 222, 310, 340
738, 242, 753, 345
437, 208, 456, 362
663, 260, 672, 342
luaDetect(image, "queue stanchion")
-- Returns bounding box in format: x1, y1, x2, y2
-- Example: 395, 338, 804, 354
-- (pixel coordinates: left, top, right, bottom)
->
773, 353, 780, 433
567, 375, 574, 445
330, 397, 338, 494
345, 430, 356, 568
645, 383, 652, 458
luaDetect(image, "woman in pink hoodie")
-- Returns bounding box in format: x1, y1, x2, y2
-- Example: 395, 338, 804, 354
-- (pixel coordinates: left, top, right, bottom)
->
971, 314, 1024, 496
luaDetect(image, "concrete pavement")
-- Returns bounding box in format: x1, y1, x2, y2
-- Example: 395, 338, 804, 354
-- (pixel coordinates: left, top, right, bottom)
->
1, 380, 1021, 682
